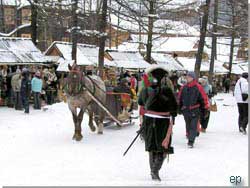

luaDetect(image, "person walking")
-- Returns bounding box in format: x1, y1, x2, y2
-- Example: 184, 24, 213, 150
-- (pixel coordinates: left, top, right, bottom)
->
199, 76, 213, 132
20, 68, 31, 114
234, 72, 248, 134
138, 66, 177, 181
11, 70, 22, 110
31, 71, 43, 109
178, 71, 209, 148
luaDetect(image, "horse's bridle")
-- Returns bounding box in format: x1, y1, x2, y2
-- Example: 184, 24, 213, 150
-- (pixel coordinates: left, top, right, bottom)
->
65, 70, 86, 95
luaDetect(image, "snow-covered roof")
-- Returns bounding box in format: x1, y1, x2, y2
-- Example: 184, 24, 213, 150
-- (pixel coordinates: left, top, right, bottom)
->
107, 51, 150, 69
151, 53, 185, 71
112, 35, 200, 53
154, 19, 199, 36
0, 37, 51, 65
177, 57, 228, 74
151, 36, 199, 52
223, 61, 248, 75
1, 0, 30, 7
0, 24, 31, 37
167, 0, 202, 9
45, 41, 116, 72
111, 13, 199, 36
178, 57, 208, 72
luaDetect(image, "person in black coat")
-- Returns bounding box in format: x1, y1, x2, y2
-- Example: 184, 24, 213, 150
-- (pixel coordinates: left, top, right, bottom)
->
138, 66, 177, 181
113, 78, 134, 112
20, 68, 31, 114
178, 71, 209, 148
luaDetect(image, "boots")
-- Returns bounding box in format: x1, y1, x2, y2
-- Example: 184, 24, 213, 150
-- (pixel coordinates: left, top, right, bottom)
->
149, 152, 165, 181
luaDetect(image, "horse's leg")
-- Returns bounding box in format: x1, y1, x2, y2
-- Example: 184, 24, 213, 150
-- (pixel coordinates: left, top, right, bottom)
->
76, 109, 85, 141
97, 111, 105, 134
72, 112, 81, 141
72, 109, 84, 141
88, 107, 96, 132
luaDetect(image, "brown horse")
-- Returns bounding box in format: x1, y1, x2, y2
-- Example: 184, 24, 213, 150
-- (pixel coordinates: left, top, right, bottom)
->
64, 64, 106, 141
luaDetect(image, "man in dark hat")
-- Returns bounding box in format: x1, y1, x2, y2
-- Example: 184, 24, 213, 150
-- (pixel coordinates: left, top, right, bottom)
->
234, 72, 248, 134
178, 71, 209, 148
138, 65, 177, 181
20, 68, 31, 113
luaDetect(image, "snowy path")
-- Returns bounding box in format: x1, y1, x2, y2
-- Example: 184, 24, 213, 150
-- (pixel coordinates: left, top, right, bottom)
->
0, 93, 248, 186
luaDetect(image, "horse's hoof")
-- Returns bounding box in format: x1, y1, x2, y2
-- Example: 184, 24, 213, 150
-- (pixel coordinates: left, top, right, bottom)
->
72, 134, 83, 141
89, 125, 96, 132
97, 131, 103, 135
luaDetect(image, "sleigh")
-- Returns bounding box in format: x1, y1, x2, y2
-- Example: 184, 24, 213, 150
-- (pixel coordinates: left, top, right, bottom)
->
104, 87, 135, 127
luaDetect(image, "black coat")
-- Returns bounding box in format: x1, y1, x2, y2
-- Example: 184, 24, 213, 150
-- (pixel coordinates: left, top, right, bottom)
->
178, 80, 209, 116
21, 75, 31, 98
138, 86, 177, 152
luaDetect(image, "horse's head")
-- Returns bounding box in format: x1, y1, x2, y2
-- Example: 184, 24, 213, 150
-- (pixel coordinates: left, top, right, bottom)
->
65, 64, 85, 96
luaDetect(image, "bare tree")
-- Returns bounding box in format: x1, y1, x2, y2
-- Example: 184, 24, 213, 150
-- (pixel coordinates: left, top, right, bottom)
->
195, 0, 211, 78
0, 0, 5, 32
208, 0, 218, 83
27, 0, 38, 45
146, 0, 156, 63
227, 0, 247, 79
72, 0, 79, 63
98, 0, 108, 78
111, 0, 180, 63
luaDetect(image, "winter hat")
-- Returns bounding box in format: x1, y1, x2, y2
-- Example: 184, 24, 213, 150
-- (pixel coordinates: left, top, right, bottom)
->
202, 75, 208, 80
242, 72, 248, 79
22, 68, 29, 73
186, 71, 196, 79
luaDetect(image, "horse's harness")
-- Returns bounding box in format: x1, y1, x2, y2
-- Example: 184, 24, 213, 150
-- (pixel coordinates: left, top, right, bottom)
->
65, 70, 105, 97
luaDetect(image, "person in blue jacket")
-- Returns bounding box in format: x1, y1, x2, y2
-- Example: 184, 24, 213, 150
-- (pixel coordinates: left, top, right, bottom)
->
31, 71, 43, 109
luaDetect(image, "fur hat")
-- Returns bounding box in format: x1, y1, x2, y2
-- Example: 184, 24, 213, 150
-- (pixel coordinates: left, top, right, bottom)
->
186, 71, 196, 79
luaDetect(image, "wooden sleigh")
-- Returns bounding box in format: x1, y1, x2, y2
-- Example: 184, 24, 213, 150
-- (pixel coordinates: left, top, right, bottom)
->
104, 87, 135, 127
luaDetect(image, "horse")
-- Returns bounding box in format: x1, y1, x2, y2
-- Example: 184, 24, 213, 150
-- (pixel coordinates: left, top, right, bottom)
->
64, 64, 106, 141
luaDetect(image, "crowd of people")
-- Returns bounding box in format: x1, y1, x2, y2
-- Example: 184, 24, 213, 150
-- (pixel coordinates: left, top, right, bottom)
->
0, 65, 59, 113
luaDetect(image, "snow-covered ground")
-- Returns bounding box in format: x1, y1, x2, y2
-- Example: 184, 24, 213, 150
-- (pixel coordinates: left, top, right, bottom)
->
0, 93, 248, 186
